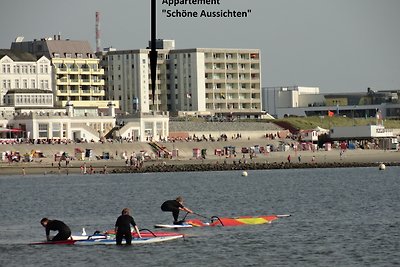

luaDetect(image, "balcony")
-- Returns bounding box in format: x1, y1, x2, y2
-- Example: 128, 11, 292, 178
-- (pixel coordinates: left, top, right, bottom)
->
69, 79, 80, 85
56, 68, 68, 74
56, 90, 68, 95
92, 69, 104, 75
81, 79, 91, 85
91, 89, 105, 96
70, 90, 80, 95
69, 68, 80, 74
81, 68, 91, 74
56, 78, 68, 85
92, 80, 105, 86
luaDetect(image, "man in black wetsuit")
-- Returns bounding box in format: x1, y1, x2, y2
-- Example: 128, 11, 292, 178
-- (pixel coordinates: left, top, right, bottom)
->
115, 208, 142, 245
161, 196, 193, 224
40, 218, 71, 241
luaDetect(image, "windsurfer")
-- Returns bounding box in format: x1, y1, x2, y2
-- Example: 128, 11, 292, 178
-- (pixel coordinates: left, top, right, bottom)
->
161, 196, 193, 224
40, 218, 71, 241
115, 208, 142, 245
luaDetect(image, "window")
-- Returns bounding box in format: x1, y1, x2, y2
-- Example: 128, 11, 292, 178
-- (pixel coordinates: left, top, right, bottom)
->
23, 79, 28, 88
62, 123, 67, 138
15, 79, 20, 88
2, 65, 5, 73
52, 123, 61, 138
38, 123, 48, 138
31, 79, 36, 88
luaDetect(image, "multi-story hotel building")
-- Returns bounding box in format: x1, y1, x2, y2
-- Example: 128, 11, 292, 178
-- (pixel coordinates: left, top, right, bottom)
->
99, 48, 165, 114
0, 49, 53, 107
11, 36, 111, 109
170, 48, 262, 117
101, 40, 263, 118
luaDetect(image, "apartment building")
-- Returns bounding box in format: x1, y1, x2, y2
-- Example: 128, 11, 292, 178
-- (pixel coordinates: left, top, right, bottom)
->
99, 48, 169, 114
170, 48, 262, 117
0, 49, 53, 107
11, 36, 108, 108
101, 40, 263, 118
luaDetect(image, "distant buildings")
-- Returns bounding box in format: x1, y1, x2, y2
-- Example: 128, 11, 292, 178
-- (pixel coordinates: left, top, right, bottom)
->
262, 86, 400, 119
11, 36, 111, 109
99, 40, 263, 118
1, 33, 399, 143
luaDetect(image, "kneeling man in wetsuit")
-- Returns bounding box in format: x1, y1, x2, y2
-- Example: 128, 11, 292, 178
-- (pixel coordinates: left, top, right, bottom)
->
40, 218, 71, 241
161, 196, 193, 224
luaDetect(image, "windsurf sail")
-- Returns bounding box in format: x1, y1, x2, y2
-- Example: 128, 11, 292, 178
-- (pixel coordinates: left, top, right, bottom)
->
186, 215, 281, 227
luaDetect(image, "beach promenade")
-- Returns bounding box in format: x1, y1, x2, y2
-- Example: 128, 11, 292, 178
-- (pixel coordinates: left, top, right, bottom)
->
1, 137, 399, 176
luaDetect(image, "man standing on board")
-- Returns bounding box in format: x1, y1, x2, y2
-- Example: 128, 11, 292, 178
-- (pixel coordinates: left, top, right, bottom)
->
115, 208, 142, 245
161, 196, 193, 224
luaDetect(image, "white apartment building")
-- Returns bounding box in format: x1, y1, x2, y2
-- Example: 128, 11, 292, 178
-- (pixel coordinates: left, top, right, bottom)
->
0, 49, 53, 107
100, 49, 162, 114
101, 41, 263, 118
11, 36, 107, 108
170, 48, 262, 117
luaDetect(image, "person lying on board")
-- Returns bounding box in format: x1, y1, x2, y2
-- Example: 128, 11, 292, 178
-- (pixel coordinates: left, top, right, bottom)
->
40, 218, 71, 241
161, 196, 193, 225
115, 208, 142, 245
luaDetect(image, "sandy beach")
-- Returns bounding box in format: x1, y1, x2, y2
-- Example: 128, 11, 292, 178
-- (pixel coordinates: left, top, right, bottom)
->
1, 138, 399, 176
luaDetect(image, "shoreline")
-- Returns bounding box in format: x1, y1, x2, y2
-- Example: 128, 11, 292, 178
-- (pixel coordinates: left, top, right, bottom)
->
1, 148, 399, 176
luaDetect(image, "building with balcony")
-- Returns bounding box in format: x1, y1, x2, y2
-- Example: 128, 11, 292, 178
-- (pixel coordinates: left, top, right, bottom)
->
100, 40, 263, 118
170, 48, 262, 118
10, 35, 108, 108
98, 47, 167, 114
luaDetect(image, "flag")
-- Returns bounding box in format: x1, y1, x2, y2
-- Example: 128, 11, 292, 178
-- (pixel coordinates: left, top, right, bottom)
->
328, 111, 334, 117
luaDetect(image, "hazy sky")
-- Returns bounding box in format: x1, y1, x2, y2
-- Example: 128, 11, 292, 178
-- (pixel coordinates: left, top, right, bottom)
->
1, 0, 399, 93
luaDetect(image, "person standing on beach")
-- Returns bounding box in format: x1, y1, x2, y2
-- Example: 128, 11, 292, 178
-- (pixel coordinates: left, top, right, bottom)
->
40, 218, 71, 241
115, 208, 142, 245
161, 196, 193, 224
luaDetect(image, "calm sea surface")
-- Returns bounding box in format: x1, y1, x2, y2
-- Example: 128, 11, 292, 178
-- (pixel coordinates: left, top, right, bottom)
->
0, 167, 399, 267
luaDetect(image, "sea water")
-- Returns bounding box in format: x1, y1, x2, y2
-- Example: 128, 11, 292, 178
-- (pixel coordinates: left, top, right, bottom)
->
0, 167, 399, 266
